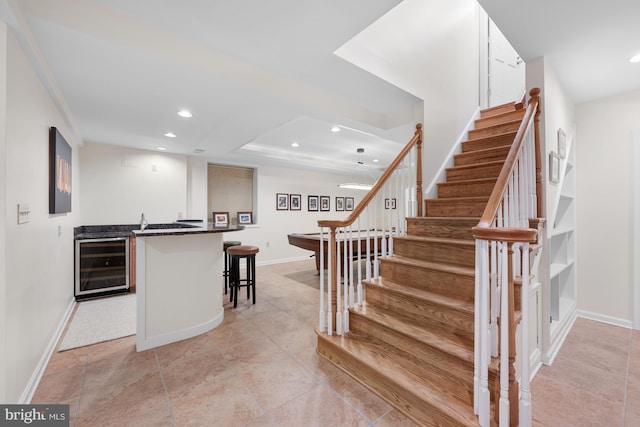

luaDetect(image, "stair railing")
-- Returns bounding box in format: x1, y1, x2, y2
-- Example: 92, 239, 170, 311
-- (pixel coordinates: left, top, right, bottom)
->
317, 124, 422, 336
472, 88, 542, 427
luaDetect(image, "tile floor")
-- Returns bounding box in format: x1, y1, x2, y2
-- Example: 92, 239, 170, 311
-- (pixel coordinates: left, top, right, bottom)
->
32, 259, 639, 426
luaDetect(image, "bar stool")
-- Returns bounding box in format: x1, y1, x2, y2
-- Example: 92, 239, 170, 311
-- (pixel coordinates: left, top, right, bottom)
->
227, 245, 259, 308
223, 241, 242, 294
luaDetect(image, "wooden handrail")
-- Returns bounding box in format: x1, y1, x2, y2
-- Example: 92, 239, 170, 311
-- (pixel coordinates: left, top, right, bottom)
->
318, 123, 423, 228
473, 88, 541, 242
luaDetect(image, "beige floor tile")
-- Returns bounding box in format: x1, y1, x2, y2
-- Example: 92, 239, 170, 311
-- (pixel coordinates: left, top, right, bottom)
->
239, 356, 320, 410
328, 373, 393, 422
268, 384, 371, 427
532, 371, 623, 426
32, 261, 640, 426
170, 376, 264, 427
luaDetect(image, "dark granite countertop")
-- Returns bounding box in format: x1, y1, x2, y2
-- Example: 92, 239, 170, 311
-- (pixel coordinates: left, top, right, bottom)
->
74, 223, 244, 239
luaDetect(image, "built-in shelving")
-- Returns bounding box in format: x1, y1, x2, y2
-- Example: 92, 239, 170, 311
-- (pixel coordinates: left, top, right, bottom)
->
545, 128, 577, 360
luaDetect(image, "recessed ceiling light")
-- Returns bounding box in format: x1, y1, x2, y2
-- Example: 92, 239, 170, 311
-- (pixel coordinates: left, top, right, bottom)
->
373, 159, 379, 163
630, 53, 640, 63
331, 126, 340, 133
291, 142, 299, 147
157, 147, 168, 151
164, 132, 176, 138
177, 110, 193, 118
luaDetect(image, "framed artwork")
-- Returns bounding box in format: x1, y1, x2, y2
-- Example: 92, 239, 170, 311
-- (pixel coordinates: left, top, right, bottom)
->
345, 197, 354, 211
308, 195, 319, 211
290, 194, 302, 211
213, 212, 229, 227
276, 193, 289, 210
335, 197, 345, 211
385, 198, 397, 209
320, 196, 330, 212
49, 127, 72, 214
558, 128, 567, 159
237, 212, 252, 224
549, 152, 560, 183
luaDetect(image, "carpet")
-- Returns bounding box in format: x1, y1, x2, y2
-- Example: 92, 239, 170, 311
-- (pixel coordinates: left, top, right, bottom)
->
58, 294, 136, 351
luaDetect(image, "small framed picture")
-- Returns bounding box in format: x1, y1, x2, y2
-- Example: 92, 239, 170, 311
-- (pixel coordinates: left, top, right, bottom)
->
237, 212, 252, 224
345, 197, 354, 211
290, 194, 302, 211
320, 196, 330, 212
384, 198, 397, 210
213, 212, 229, 227
276, 193, 289, 210
308, 195, 318, 211
335, 197, 345, 211
549, 152, 560, 183
558, 128, 567, 159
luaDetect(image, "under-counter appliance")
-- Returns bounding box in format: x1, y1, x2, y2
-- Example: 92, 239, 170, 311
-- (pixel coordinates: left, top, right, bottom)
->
75, 237, 129, 299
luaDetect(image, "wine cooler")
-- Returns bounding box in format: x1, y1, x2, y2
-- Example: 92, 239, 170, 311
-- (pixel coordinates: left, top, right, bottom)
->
75, 237, 129, 299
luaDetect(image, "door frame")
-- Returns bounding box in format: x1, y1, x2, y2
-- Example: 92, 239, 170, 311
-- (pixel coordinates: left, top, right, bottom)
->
633, 129, 640, 329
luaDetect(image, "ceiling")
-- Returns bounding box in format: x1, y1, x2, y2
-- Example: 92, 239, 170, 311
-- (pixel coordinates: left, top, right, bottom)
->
2, 0, 639, 175
478, 0, 640, 104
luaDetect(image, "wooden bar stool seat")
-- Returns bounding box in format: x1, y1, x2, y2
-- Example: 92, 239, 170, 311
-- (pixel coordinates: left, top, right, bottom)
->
227, 245, 259, 308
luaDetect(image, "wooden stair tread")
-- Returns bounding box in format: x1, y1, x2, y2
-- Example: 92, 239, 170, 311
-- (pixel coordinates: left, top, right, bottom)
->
447, 160, 504, 172
317, 330, 479, 425
366, 278, 474, 313
383, 255, 475, 277
394, 234, 475, 247
352, 303, 473, 362
456, 144, 511, 157
427, 196, 489, 202
438, 177, 498, 186
461, 131, 517, 151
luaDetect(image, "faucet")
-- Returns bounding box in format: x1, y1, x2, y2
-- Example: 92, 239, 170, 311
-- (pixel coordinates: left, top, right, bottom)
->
140, 213, 148, 231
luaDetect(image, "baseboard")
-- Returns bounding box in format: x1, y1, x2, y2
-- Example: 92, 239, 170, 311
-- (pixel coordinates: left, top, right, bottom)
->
576, 309, 634, 329
21, 297, 76, 404
255, 255, 311, 267
542, 311, 577, 366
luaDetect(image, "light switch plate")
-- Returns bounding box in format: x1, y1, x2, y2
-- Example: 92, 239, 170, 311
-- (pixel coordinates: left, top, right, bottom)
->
18, 203, 30, 224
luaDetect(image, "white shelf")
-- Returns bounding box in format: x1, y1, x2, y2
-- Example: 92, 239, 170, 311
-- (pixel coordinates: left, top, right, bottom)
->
544, 126, 577, 363
549, 261, 574, 279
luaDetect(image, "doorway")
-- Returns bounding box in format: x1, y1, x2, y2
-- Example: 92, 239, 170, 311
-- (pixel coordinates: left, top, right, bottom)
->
479, 14, 526, 108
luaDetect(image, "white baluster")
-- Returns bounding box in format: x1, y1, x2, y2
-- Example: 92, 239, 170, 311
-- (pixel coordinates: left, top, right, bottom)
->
490, 240, 498, 357
327, 228, 332, 335
348, 225, 355, 308
366, 209, 371, 281
336, 229, 342, 335
478, 239, 491, 426
499, 241, 510, 426
520, 242, 532, 427
319, 227, 325, 333
343, 228, 349, 332
357, 218, 363, 306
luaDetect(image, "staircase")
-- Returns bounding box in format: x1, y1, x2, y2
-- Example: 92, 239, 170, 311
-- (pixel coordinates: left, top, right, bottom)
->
316, 102, 526, 426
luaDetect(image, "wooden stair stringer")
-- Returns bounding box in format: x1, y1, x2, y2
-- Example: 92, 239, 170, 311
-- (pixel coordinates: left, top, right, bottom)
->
316, 329, 480, 426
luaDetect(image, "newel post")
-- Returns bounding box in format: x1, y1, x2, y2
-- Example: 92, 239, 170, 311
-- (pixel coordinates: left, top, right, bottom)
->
415, 124, 423, 217
529, 88, 543, 219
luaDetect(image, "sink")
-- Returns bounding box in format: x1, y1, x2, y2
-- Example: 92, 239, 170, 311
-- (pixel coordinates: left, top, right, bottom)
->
143, 223, 199, 230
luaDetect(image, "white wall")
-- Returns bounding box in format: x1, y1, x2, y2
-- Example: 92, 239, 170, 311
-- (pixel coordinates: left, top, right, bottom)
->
2, 27, 79, 403
335, 0, 481, 191
222, 165, 365, 265
0, 22, 8, 404
575, 90, 640, 323
80, 143, 188, 225
526, 57, 575, 223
